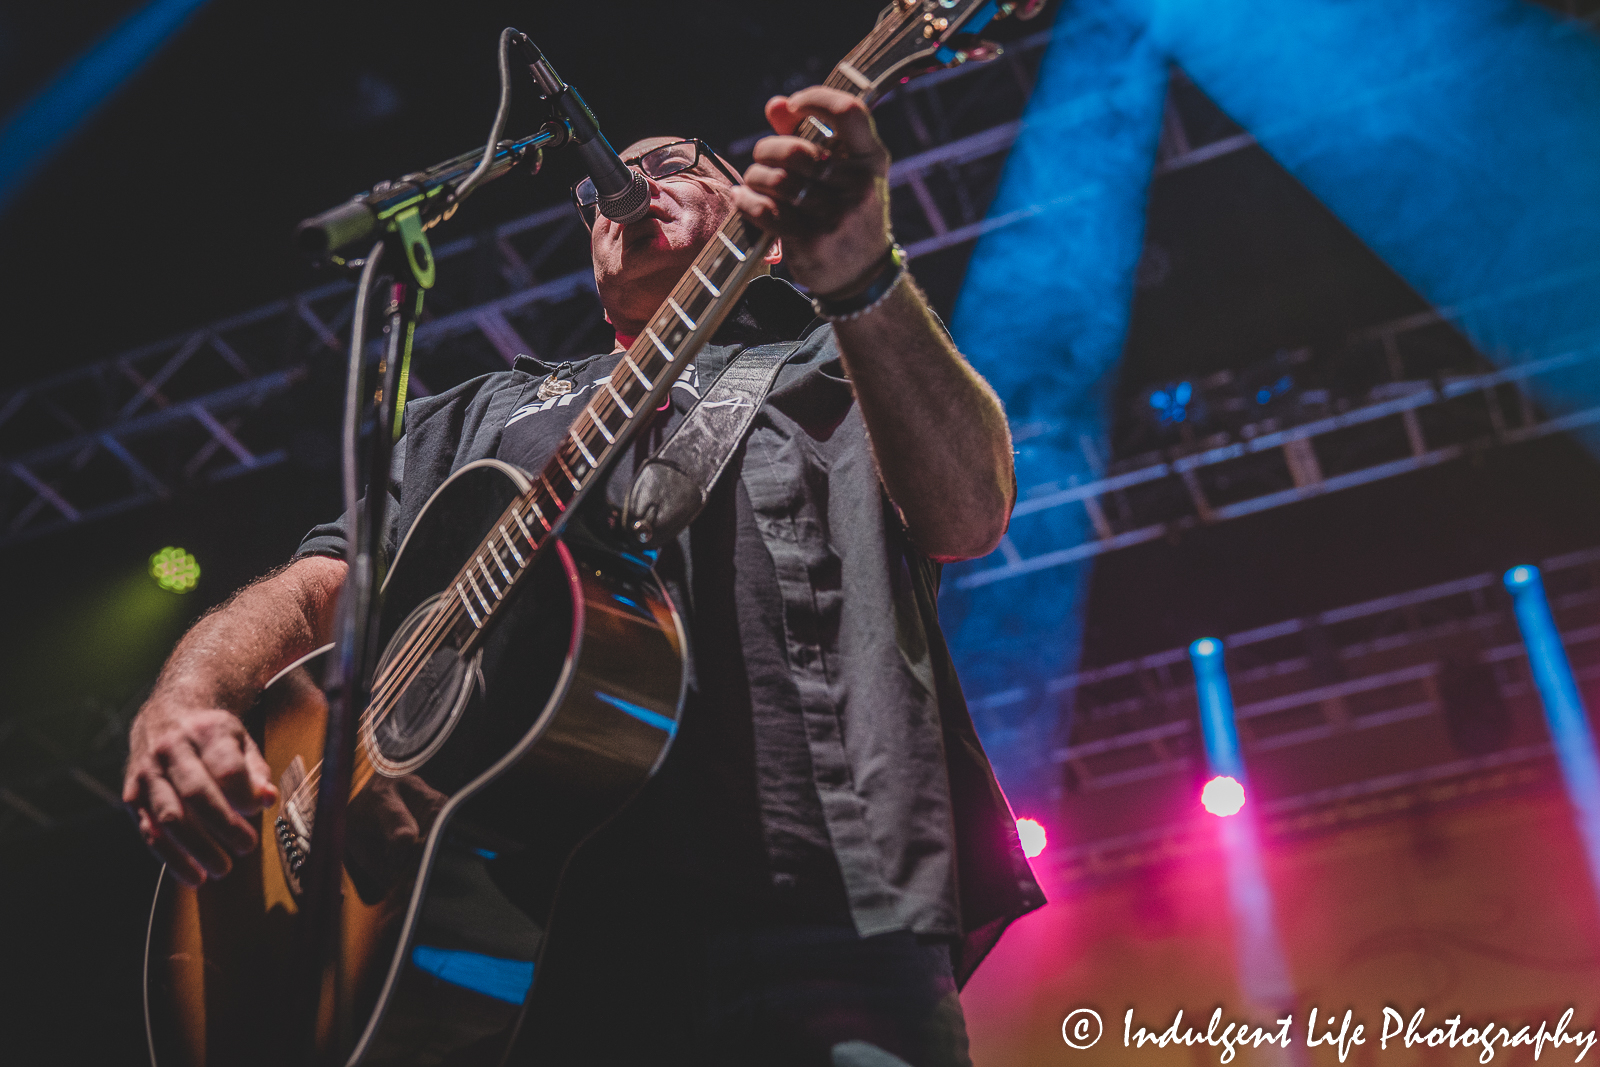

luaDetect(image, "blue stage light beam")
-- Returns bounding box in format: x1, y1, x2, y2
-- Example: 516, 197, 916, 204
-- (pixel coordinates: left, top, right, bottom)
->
0, 0, 212, 214
1139, 0, 1600, 451
942, 0, 1168, 808
1505, 564, 1600, 891
1190, 638, 1299, 1017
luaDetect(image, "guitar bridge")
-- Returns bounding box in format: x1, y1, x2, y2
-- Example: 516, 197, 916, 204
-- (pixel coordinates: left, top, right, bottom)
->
274, 756, 311, 897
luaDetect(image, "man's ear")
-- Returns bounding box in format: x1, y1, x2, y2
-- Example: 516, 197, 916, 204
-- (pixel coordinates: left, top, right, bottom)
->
763, 239, 783, 265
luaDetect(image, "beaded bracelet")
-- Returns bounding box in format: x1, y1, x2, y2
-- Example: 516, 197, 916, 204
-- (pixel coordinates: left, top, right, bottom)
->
810, 243, 908, 323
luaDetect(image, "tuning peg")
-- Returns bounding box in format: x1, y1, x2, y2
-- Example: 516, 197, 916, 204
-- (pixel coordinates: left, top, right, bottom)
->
941, 34, 1005, 65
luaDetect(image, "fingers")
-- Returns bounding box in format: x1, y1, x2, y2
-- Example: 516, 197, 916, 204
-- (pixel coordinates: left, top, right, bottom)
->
764, 89, 888, 169
749, 134, 829, 174
200, 727, 275, 817
138, 807, 207, 888
161, 740, 258, 858
744, 164, 846, 215
124, 707, 276, 884
748, 137, 877, 196
244, 742, 279, 808
729, 186, 813, 242
740, 139, 878, 244
145, 771, 235, 881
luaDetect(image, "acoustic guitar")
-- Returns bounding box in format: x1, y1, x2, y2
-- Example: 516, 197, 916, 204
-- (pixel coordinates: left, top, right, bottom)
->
143, 2, 1022, 1063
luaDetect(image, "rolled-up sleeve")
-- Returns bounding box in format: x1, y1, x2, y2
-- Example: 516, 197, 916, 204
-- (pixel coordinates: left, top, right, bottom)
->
294, 436, 406, 563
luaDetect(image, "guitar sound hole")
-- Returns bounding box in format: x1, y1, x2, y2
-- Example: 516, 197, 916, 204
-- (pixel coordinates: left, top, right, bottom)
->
370, 593, 478, 775
376, 648, 471, 762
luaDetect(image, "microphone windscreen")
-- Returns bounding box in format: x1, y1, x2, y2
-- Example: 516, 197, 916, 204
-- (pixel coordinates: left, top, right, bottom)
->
599, 171, 651, 225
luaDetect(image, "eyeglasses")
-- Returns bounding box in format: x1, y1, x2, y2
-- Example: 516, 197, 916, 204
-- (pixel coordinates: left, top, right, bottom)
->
572, 139, 741, 229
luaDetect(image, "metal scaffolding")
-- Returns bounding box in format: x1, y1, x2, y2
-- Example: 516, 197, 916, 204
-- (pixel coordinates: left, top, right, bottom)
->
1028, 544, 1600, 880
968, 338, 1598, 589
10, 28, 1585, 842
0, 29, 1260, 548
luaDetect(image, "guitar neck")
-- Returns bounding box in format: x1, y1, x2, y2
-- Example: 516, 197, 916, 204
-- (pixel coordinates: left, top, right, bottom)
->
335, 0, 1017, 804
536, 212, 777, 532
419, 1, 994, 649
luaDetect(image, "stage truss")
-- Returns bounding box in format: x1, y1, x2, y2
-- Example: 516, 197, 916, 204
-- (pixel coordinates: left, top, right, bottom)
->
3, 30, 1592, 839
0, 29, 1255, 549
1031, 545, 1600, 879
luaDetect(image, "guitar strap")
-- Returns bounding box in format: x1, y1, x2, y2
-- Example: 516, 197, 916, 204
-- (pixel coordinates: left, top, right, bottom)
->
621, 337, 806, 548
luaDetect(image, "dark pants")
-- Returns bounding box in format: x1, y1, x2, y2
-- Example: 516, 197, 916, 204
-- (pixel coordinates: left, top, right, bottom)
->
513, 920, 972, 1066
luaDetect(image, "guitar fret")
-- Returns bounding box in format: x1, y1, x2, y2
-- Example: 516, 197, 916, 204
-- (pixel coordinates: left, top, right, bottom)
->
539, 473, 565, 510
803, 115, 836, 141
691, 266, 721, 298
644, 328, 674, 365
605, 380, 634, 418
667, 297, 697, 332
589, 407, 616, 445
488, 539, 514, 582
836, 61, 873, 91
623, 353, 654, 390
455, 583, 483, 628
476, 558, 501, 598
466, 572, 492, 613
555, 454, 583, 492
499, 523, 526, 566
568, 426, 598, 467
717, 232, 747, 262
528, 498, 553, 532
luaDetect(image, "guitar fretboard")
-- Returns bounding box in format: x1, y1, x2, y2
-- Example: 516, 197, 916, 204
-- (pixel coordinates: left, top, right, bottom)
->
455, 213, 772, 631
363, 19, 918, 729
293, 0, 998, 819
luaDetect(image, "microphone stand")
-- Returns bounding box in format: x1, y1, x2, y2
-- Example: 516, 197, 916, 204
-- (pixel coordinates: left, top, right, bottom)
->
286, 115, 568, 1066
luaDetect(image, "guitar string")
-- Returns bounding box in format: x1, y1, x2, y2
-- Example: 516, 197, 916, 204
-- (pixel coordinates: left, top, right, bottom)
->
283, 26, 900, 822
347, 210, 771, 731
283, 137, 854, 817
286, 218, 760, 818
286, 213, 824, 816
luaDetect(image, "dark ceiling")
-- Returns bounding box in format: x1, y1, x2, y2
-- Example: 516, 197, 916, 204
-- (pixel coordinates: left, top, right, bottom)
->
4, 0, 1599, 680
0, 0, 932, 386
4, 7, 1600, 1059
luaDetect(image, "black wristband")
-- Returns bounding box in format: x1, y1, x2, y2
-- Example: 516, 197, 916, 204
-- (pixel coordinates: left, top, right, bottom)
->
810, 244, 907, 322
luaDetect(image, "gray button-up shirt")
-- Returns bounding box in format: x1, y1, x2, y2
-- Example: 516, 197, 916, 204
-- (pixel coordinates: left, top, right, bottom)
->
297, 277, 1044, 983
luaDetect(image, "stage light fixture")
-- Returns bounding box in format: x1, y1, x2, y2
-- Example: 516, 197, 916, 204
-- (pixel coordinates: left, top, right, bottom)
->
150, 546, 200, 593
1505, 563, 1600, 896
1016, 817, 1047, 858
1148, 380, 1194, 424
1202, 775, 1246, 817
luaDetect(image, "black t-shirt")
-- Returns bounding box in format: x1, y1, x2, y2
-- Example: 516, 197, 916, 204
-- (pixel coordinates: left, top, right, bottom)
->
494, 343, 848, 924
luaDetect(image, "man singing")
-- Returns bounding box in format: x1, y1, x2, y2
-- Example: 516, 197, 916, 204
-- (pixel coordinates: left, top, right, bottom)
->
123, 87, 1043, 1066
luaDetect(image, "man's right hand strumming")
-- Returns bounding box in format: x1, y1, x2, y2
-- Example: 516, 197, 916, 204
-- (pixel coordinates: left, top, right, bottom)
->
122, 555, 346, 887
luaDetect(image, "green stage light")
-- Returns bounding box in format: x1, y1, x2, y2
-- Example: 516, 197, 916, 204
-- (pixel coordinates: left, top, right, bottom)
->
149, 546, 200, 593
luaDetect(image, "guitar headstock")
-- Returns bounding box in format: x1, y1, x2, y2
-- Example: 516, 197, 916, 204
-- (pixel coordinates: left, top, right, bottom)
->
833, 0, 1036, 105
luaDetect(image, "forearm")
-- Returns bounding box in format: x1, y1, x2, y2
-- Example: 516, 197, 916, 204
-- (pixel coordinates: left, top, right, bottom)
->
126, 554, 345, 883
833, 277, 1014, 561
732, 89, 1014, 560
141, 555, 346, 719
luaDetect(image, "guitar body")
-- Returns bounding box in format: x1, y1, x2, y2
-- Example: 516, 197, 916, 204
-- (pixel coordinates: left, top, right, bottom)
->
144, 459, 687, 1067
144, 4, 1025, 1060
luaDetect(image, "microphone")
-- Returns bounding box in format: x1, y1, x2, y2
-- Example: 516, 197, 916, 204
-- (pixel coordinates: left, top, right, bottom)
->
513, 33, 650, 225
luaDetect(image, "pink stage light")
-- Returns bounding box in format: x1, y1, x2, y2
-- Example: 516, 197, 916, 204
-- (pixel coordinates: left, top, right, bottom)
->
1016, 817, 1047, 858
1202, 775, 1246, 817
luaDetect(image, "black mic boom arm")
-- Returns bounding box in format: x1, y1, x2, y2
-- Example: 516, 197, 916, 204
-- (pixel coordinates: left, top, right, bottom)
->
295, 122, 570, 272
